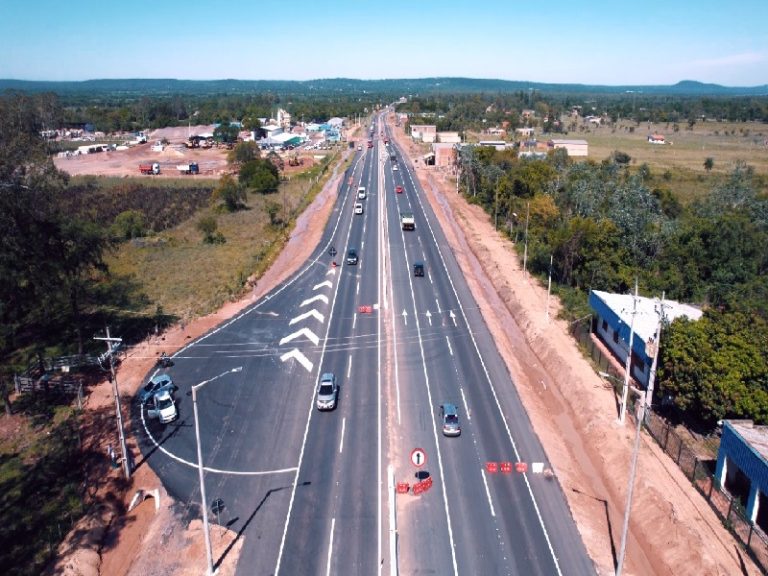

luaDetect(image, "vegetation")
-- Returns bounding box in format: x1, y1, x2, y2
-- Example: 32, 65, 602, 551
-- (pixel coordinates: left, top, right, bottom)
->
458, 140, 768, 429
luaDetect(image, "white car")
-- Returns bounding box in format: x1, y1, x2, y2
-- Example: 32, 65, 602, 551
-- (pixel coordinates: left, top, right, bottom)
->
316, 372, 339, 411
147, 390, 178, 424
354, 202, 364, 215
392, 164, 399, 171
357, 186, 366, 199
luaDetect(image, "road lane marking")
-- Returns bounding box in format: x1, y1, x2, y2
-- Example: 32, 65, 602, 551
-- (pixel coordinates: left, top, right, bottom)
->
356, 280, 360, 295
460, 386, 470, 421
446, 336, 454, 357
301, 294, 329, 307
289, 309, 325, 326
326, 517, 336, 576
347, 355, 352, 379
280, 349, 313, 372
339, 418, 346, 454
409, 165, 563, 575
435, 298, 442, 314
279, 327, 319, 347
426, 310, 432, 326
481, 469, 496, 517
352, 312, 357, 330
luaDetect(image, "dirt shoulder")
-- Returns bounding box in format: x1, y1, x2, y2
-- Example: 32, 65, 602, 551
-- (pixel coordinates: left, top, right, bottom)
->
388, 116, 760, 575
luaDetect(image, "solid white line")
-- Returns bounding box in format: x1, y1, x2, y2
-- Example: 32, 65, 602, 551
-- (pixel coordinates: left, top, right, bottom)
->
460, 387, 470, 421
377, 135, 385, 576
339, 417, 346, 454
326, 517, 336, 576
445, 336, 453, 357
275, 148, 358, 576
409, 161, 563, 574
388, 464, 397, 576
481, 469, 496, 517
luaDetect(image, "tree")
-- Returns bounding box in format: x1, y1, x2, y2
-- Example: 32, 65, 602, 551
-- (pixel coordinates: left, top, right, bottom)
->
111, 210, 147, 240
213, 123, 239, 144
239, 159, 279, 194
228, 141, 260, 165
211, 175, 246, 212
704, 157, 714, 172
196, 215, 224, 244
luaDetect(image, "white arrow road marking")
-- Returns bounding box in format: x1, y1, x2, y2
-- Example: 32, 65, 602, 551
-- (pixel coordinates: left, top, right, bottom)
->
289, 309, 325, 326
326, 268, 336, 276
449, 310, 457, 326
280, 327, 320, 346
426, 310, 432, 326
280, 348, 313, 372
402, 309, 408, 326
301, 294, 329, 307
313, 280, 332, 290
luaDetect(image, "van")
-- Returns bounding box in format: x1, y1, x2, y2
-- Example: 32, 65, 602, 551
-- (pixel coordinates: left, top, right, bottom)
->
354, 202, 364, 215
357, 186, 366, 199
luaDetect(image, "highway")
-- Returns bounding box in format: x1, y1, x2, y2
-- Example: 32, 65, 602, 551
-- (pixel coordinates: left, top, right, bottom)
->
133, 113, 595, 575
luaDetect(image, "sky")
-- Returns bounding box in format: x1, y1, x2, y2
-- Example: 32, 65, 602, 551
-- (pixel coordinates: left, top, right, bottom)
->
1, 0, 767, 87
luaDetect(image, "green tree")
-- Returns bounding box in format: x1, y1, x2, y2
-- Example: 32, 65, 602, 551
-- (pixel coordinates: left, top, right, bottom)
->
111, 210, 147, 240
704, 157, 714, 172
211, 175, 246, 212
228, 141, 260, 165
213, 123, 240, 144
196, 215, 224, 244
239, 159, 279, 194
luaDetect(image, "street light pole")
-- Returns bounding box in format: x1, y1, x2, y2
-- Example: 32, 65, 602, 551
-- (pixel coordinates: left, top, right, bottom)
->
94, 327, 130, 480
192, 366, 243, 576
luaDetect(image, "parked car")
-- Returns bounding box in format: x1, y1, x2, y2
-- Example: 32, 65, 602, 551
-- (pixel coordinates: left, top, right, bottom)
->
316, 372, 339, 411
147, 390, 178, 424
440, 403, 461, 436
138, 374, 175, 404
346, 248, 359, 265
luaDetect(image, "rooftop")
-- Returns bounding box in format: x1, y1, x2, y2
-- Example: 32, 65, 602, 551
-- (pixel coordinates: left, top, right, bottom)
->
728, 420, 768, 463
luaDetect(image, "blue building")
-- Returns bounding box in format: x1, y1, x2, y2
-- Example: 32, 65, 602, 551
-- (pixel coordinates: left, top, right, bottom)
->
716, 420, 768, 528
589, 290, 702, 388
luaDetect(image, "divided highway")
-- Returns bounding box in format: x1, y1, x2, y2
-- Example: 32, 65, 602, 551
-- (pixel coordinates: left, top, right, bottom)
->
134, 113, 595, 575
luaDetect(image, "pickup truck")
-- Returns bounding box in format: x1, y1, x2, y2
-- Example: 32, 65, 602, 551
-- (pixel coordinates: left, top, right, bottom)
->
400, 212, 415, 231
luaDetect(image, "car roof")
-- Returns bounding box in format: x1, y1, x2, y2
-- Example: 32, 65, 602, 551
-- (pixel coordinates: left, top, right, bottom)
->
441, 403, 458, 415
150, 373, 172, 384
154, 390, 173, 400
320, 372, 335, 381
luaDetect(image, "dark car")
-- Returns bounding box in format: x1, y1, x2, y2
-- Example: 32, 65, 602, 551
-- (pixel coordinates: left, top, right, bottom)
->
414, 261, 425, 277
346, 248, 358, 265
440, 403, 461, 436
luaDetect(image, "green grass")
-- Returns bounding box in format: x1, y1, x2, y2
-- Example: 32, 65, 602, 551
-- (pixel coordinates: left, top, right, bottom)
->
106, 150, 344, 320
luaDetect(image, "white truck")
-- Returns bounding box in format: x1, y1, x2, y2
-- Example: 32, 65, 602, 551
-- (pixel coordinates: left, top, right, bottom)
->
400, 212, 415, 231
176, 162, 200, 175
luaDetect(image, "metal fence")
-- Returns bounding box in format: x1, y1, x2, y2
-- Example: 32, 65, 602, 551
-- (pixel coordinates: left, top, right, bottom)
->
572, 315, 768, 572
643, 408, 768, 573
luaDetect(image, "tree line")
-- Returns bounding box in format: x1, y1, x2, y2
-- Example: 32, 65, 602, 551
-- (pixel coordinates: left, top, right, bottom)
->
458, 145, 768, 429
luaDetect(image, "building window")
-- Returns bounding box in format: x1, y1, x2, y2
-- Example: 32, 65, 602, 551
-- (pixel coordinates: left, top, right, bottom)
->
612, 330, 619, 344
602, 319, 608, 332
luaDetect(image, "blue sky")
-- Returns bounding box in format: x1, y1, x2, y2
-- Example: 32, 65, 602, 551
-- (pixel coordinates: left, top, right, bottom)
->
2, 0, 767, 86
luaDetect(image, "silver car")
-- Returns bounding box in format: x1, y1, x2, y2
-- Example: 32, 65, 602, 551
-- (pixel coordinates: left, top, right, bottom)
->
440, 403, 461, 436
316, 372, 339, 411
138, 374, 175, 404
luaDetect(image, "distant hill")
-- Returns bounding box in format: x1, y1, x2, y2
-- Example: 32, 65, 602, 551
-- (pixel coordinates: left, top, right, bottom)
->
1, 77, 766, 97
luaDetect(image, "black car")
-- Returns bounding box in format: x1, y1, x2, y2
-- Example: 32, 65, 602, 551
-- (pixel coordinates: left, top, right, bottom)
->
414, 261, 425, 277
346, 248, 358, 265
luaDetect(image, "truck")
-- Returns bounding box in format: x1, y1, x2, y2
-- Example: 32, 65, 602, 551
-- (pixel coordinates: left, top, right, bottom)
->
400, 212, 415, 231
176, 162, 199, 175
139, 162, 160, 175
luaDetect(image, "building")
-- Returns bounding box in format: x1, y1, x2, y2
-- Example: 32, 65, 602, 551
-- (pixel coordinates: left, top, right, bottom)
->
515, 127, 535, 138
410, 124, 437, 142
716, 420, 768, 528
477, 140, 508, 151
437, 131, 461, 144
648, 133, 666, 144
548, 139, 588, 157
276, 108, 291, 130
431, 143, 457, 167
589, 290, 702, 388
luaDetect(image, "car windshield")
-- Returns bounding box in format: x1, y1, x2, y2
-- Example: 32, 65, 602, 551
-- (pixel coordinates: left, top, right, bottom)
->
157, 397, 173, 409
143, 381, 156, 393
319, 384, 334, 396
445, 414, 458, 424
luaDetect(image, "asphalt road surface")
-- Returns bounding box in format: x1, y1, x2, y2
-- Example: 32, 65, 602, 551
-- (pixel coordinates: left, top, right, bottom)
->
134, 113, 595, 575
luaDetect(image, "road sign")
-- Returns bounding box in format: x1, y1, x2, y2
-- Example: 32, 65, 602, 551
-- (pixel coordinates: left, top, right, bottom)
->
410, 448, 427, 468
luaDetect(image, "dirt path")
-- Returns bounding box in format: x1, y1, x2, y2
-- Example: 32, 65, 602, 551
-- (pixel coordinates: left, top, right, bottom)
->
387, 115, 760, 576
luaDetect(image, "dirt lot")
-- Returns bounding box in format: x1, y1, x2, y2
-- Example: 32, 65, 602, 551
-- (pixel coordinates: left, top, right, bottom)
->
53, 125, 323, 179
48, 119, 761, 575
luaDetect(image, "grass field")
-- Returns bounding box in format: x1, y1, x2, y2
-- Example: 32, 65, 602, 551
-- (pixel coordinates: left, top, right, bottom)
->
583, 119, 768, 175
106, 151, 347, 321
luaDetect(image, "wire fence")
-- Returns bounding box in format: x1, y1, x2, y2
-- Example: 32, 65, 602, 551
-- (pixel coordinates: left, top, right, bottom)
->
643, 408, 768, 573
573, 315, 768, 573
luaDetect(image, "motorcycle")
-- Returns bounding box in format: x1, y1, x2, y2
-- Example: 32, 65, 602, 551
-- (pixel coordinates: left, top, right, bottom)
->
156, 353, 173, 368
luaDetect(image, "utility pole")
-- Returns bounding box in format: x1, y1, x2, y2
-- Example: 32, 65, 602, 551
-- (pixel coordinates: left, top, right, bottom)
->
94, 327, 130, 480
522, 202, 530, 277
546, 254, 553, 321
644, 292, 667, 411
618, 281, 638, 425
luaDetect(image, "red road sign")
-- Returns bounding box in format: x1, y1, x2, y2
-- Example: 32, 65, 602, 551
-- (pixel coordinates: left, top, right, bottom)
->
410, 448, 427, 468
